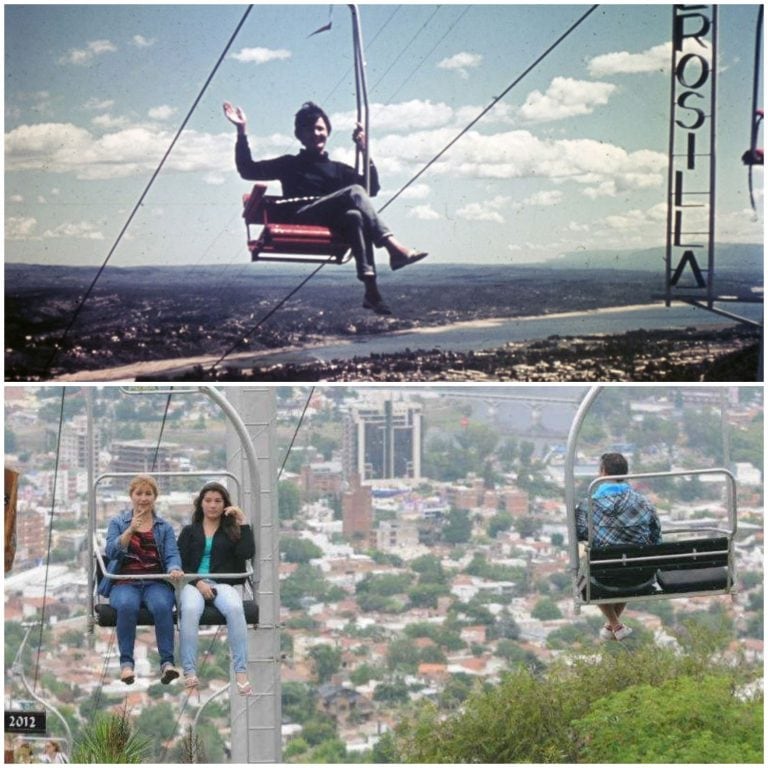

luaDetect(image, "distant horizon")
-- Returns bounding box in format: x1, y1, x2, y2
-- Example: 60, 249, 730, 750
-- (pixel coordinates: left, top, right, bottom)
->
5, 239, 763, 271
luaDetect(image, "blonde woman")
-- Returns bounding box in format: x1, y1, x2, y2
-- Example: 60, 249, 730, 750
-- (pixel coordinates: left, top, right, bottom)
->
99, 474, 184, 684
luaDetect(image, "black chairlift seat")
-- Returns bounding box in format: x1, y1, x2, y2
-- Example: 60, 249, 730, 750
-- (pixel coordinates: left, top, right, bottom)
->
242, 183, 352, 264
93, 548, 259, 628
580, 536, 731, 602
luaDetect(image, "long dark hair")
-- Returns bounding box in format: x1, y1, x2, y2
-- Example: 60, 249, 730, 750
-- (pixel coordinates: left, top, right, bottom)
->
192, 482, 241, 542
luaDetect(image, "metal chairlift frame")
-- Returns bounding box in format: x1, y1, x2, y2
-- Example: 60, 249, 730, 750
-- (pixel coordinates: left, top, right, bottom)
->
88, 470, 259, 629
243, 4, 371, 266
565, 386, 739, 610
8, 624, 72, 757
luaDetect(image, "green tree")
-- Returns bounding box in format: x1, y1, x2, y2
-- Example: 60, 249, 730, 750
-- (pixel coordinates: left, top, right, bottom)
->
279, 480, 302, 520
392, 636, 761, 764
281, 537, 323, 563
374, 677, 410, 705
309, 644, 342, 683
443, 508, 472, 544
282, 682, 316, 724
410, 554, 447, 584
301, 715, 337, 747
487, 512, 514, 538
135, 702, 177, 761
408, 582, 448, 609
531, 597, 562, 621
387, 638, 421, 673
573, 675, 763, 763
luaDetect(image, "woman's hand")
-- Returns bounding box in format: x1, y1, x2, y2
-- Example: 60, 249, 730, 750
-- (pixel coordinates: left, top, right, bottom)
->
352, 122, 367, 151
224, 506, 247, 526
223, 101, 247, 134
197, 581, 216, 600
169, 569, 184, 583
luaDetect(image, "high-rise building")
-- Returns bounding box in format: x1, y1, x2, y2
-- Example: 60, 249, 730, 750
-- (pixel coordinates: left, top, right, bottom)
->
343, 398, 422, 484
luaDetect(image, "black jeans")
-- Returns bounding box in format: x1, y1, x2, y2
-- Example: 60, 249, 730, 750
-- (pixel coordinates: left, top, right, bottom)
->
296, 185, 391, 280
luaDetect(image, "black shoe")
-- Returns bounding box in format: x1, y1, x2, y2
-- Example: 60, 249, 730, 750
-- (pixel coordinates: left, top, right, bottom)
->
160, 663, 180, 684
363, 297, 393, 315
390, 250, 428, 271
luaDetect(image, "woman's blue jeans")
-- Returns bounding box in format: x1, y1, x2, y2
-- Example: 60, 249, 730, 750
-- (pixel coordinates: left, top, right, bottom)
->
179, 581, 249, 675
109, 580, 176, 669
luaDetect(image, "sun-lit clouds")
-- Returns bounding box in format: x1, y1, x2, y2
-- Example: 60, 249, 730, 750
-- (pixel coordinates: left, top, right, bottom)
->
230, 47, 291, 64
437, 51, 483, 79
91, 113, 130, 130
42, 221, 105, 240
59, 39, 117, 66
588, 38, 712, 78
83, 97, 115, 111
131, 34, 156, 48
148, 105, 177, 121
523, 190, 563, 207
408, 204, 441, 220
518, 77, 617, 123
457, 195, 511, 223
333, 100, 455, 135
588, 42, 670, 76
5, 216, 38, 240
4, 121, 235, 180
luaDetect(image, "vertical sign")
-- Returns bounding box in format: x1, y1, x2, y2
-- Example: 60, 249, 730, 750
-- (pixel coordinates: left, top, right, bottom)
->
665, 5, 717, 306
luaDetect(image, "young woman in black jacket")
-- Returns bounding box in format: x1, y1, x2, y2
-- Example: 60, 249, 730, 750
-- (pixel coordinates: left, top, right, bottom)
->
177, 482, 255, 695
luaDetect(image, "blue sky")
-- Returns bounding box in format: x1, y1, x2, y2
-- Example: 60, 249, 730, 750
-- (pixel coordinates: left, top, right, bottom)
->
4, 2, 764, 269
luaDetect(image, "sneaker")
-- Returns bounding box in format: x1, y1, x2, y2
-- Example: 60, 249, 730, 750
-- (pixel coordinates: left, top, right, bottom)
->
613, 624, 633, 641
598, 625, 614, 641
160, 663, 180, 684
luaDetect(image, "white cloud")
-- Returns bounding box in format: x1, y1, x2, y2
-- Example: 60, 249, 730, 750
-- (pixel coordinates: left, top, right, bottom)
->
457, 203, 504, 223
399, 183, 431, 200
457, 195, 510, 223
230, 47, 291, 64
408, 204, 441, 221
8, 194, 24, 203
518, 77, 616, 123
59, 39, 117, 66
83, 98, 115, 111
132, 35, 156, 48
523, 190, 563, 207
5, 216, 38, 240
588, 39, 711, 77
92, 113, 130, 129
42, 221, 105, 240
148, 105, 177, 121
4, 122, 234, 180
438, 52, 483, 79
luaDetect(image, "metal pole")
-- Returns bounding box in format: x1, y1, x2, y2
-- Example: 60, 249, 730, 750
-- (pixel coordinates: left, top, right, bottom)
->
349, 5, 370, 193
564, 386, 602, 602
664, 5, 678, 307
707, 5, 718, 308
86, 389, 95, 635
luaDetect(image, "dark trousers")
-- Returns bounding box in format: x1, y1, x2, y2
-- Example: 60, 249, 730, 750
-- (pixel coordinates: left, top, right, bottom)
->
296, 185, 392, 281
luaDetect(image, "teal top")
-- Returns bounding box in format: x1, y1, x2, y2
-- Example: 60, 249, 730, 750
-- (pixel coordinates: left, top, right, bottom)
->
198, 536, 213, 575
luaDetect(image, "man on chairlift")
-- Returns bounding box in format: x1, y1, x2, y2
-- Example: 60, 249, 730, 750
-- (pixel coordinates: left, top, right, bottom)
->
225, 100, 428, 315
575, 452, 661, 642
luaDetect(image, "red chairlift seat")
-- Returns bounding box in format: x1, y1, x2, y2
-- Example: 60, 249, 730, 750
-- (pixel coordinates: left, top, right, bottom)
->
242, 183, 352, 264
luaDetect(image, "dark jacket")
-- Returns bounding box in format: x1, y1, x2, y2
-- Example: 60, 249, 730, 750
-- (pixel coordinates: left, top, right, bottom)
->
98, 510, 182, 597
235, 135, 381, 198
177, 523, 255, 586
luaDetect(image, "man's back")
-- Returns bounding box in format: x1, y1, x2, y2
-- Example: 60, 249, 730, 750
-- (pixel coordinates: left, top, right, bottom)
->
577, 481, 661, 549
